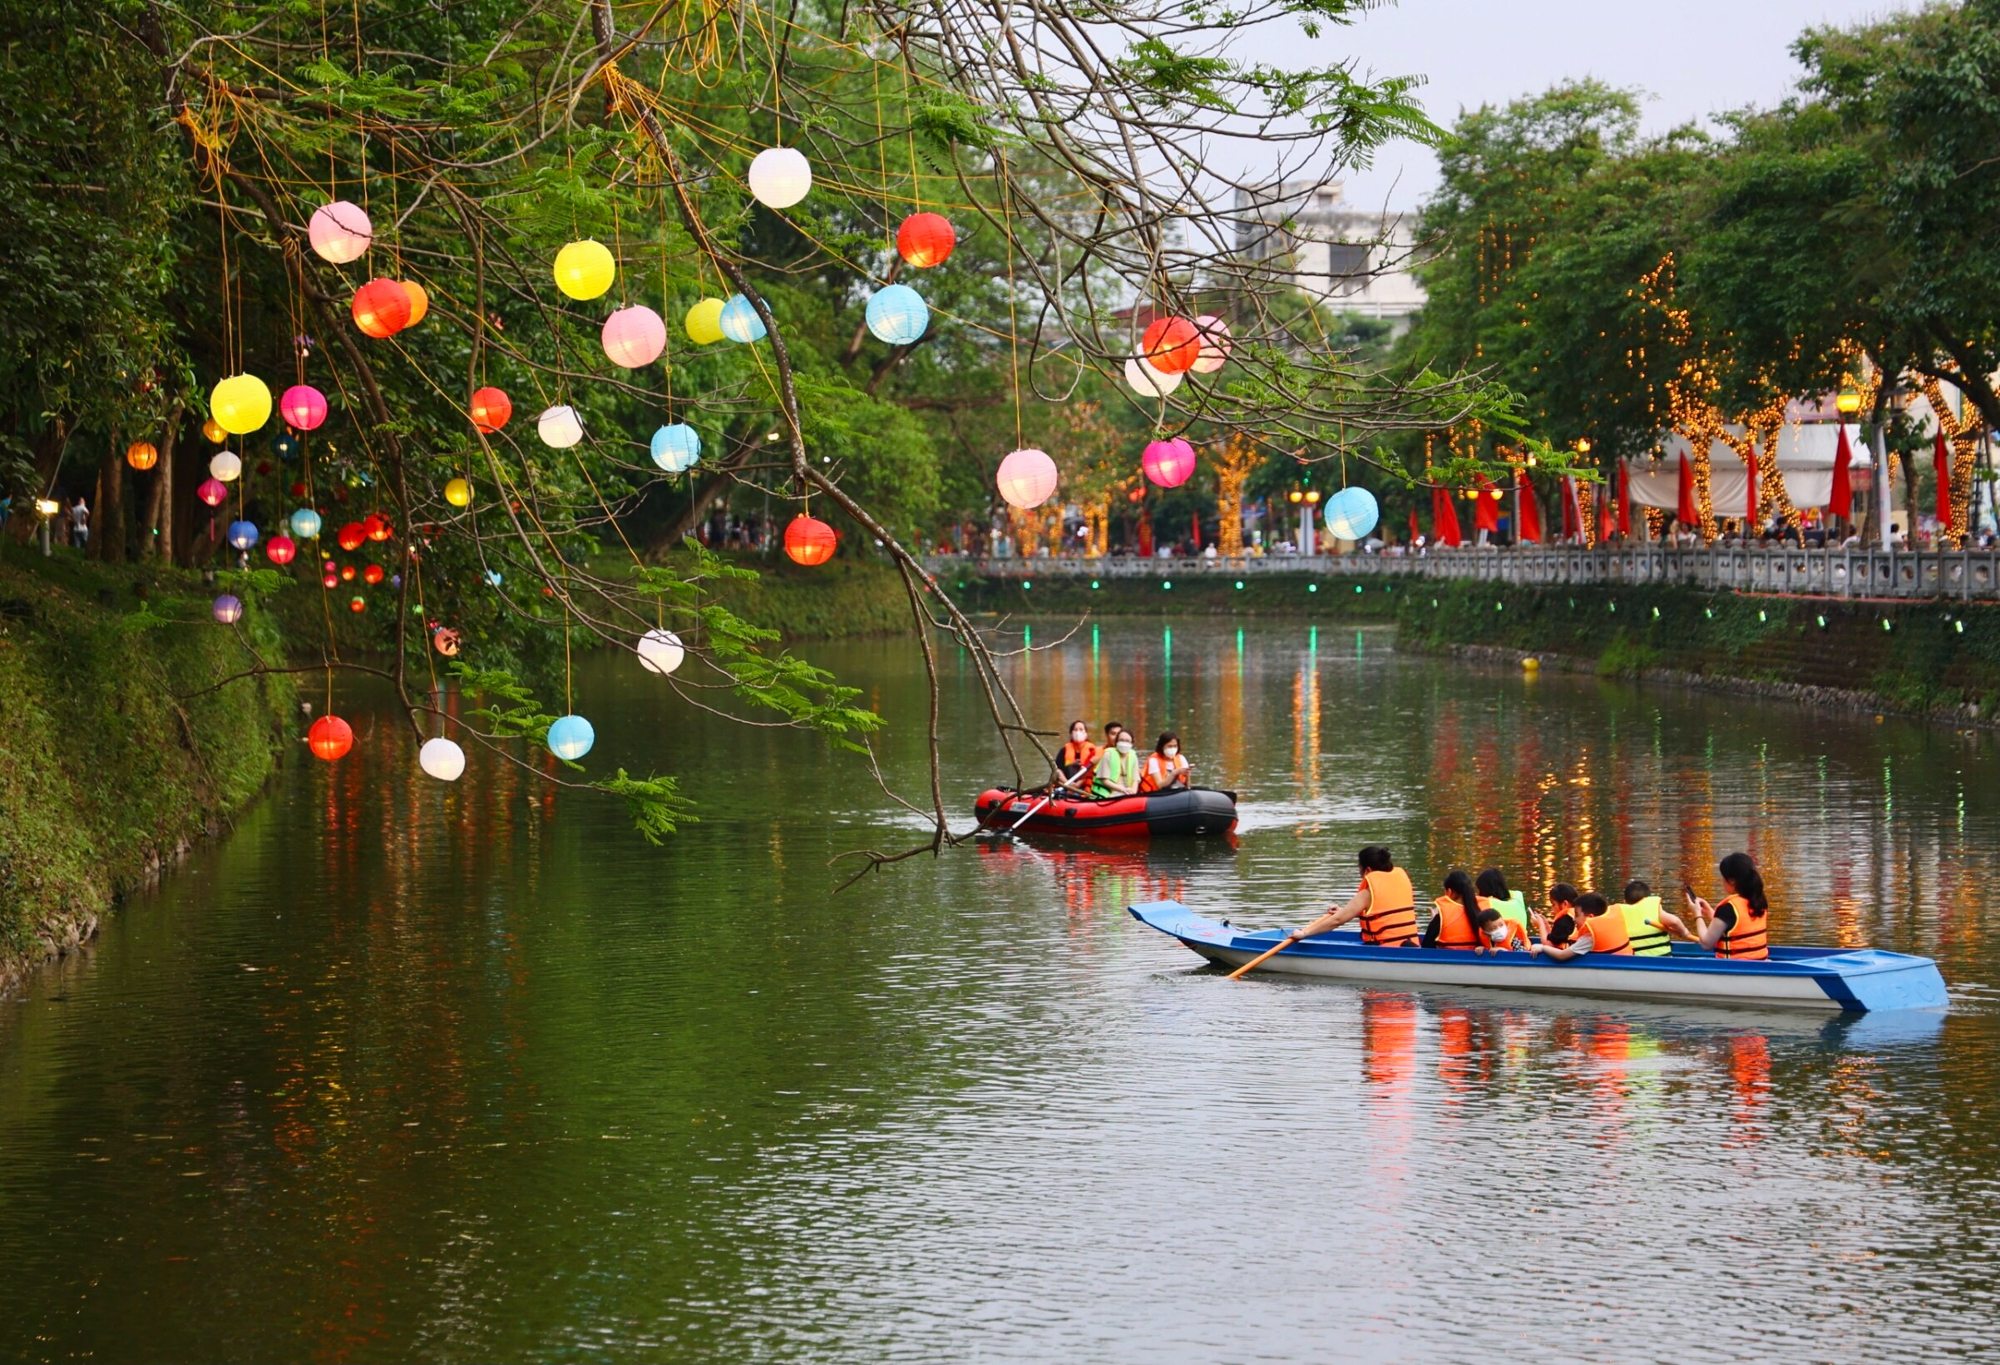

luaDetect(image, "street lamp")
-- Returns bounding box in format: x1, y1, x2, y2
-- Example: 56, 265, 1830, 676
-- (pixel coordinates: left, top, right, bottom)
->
1576, 437, 1593, 454
1836, 386, 1862, 416
33, 497, 60, 557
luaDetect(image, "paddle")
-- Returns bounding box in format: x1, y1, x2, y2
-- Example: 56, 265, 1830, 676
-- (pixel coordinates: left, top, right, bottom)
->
982, 747, 1103, 839
1226, 932, 1301, 980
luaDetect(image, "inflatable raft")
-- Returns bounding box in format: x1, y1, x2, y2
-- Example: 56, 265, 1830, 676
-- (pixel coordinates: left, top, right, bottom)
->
1128, 901, 1948, 1012
973, 786, 1238, 838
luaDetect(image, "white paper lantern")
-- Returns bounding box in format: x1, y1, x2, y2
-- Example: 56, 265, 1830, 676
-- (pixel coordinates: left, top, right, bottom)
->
601, 305, 667, 368
419, 736, 466, 781
636, 628, 686, 676
308, 200, 373, 264
1192, 315, 1232, 374
210, 450, 242, 482
996, 448, 1058, 509
1124, 356, 1183, 398
537, 404, 583, 449
747, 146, 812, 209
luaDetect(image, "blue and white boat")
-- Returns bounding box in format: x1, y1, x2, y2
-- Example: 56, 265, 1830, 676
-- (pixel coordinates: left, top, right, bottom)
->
1128, 901, 1948, 1013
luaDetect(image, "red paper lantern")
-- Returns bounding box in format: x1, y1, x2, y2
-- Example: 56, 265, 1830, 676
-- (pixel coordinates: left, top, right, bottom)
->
363, 513, 391, 542
322, 572, 338, 588
351, 278, 412, 338
337, 521, 366, 552
196, 478, 228, 507
470, 386, 512, 433
783, 514, 837, 567
363, 564, 385, 585
1141, 316, 1201, 374
896, 212, 956, 268
348, 595, 367, 613
340, 565, 356, 582
307, 715, 354, 762
265, 534, 297, 566
290, 480, 309, 498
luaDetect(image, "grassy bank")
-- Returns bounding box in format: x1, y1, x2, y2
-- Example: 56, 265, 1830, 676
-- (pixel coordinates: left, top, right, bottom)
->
0, 547, 298, 992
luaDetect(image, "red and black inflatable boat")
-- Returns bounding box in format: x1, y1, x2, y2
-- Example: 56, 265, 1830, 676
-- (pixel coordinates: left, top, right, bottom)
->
973, 786, 1239, 838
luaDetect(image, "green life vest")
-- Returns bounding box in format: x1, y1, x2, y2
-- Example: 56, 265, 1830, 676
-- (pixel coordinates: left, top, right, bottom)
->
1492, 890, 1529, 934
1094, 746, 1138, 796
1619, 896, 1671, 956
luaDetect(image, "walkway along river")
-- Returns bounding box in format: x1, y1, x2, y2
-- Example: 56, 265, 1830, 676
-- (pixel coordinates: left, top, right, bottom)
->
0, 620, 1994, 1363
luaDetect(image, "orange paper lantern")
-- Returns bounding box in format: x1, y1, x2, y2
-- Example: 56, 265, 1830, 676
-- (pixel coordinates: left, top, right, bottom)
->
352, 278, 412, 338
400, 280, 429, 327
363, 564, 385, 585
126, 441, 158, 471
896, 213, 956, 268
1140, 316, 1201, 374
363, 513, 391, 542
469, 386, 512, 433
307, 715, 354, 762
783, 514, 837, 567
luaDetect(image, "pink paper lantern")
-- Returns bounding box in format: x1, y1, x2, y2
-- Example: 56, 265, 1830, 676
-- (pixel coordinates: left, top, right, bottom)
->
1142, 437, 1197, 488
307, 200, 372, 264
996, 448, 1058, 509
601, 305, 667, 368
1192, 315, 1232, 374
279, 384, 328, 431
196, 477, 228, 507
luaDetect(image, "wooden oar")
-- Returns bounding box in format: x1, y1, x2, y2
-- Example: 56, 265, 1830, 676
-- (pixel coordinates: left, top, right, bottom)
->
983, 750, 1103, 839
1226, 932, 1301, 980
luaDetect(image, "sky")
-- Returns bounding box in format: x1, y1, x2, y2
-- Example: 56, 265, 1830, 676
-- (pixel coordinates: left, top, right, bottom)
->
1252, 0, 1921, 212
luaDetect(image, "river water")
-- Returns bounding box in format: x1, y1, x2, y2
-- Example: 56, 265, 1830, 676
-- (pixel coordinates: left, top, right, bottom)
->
2, 619, 1996, 1363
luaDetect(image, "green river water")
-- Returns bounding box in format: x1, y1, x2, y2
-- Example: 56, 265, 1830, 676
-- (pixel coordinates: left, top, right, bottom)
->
2, 619, 1996, 1363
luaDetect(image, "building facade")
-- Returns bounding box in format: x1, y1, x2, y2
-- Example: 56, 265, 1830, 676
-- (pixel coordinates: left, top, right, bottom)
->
1234, 180, 1425, 322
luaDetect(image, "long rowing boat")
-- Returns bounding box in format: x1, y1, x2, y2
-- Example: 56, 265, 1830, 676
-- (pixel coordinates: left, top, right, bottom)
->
1127, 900, 1948, 1013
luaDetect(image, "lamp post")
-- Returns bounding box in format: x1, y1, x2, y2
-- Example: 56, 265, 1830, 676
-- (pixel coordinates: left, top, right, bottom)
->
1834, 386, 1863, 541
33, 497, 59, 557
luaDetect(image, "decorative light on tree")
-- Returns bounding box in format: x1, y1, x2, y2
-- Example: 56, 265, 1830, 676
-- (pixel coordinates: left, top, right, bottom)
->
211, 594, 243, 624
209, 450, 242, 482
352, 278, 412, 338
266, 534, 297, 565
363, 513, 391, 542
271, 431, 300, 461
196, 478, 228, 507
1142, 437, 1197, 488
1191, 315, 1232, 374
126, 441, 157, 471
718, 294, 766, 343
1323, 487, 1381, 542
685, 297, 726, 344
1124, 357, 1182, 398
896, 213, 956, 268
226, 520, 259, 550
419, 736, 466, 781
747, 146, 812, 208
553, 240, 616, 300
538, 404, 583, 449
348, 595, 367, 613
784, 514, 837, 566
337, 521, 366, 552
210, 374, 271, 434
996, 448, 1059, 509
307, 201, 372, 264
400, 280, 429, 327
602, 305, 667, 368
636, 628, 686, 675
865, 284, 929, 345
650, 423, 701, 472
444, 478, 472, 508
469, 386, 512, 433
547, 714, 596, 761
307, 714, 353, 762
1140, 316, 1201, 374
289, 507, 322, 539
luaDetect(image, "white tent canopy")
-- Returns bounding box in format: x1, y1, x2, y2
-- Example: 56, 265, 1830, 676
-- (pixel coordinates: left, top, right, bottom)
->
1624, 425, 1877, 516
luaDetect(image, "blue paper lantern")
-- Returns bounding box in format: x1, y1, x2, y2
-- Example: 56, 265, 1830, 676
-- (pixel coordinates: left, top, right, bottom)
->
718, 294, 767, 343
272, 431, 300, 461
547, 714, 595, 761
289, 507, 323, 539
650, 423, 702, 473
226, 519, 260, 550
1323, 486, 1380, 542
484, 569, 503, 587
211, 593, 243, 624
865, 283, 929, 345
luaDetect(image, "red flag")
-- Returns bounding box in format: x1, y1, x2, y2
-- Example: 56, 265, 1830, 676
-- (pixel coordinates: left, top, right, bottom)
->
1515, 469, 1542, 542
1192, 508, 1202, 549
1744, 444, 1759, 530
1935, 429, 1953, 530
1829, 424, 1854, 520
1677, 452, 1698, 525
1617, 460, 1631, 535
1474, 475, 1501, 533
1408, 507, 1420, 542
1432, 485, 1463, 547
1597, 480, 1615, 543
1564, 475, 1587, 541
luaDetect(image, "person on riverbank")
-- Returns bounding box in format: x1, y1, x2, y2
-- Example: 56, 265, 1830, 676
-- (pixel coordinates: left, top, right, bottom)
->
1139, 732, 1190, 793
1056, 720, 1099, 788
1614, 879, 1695, 957
1279, 845, 1420, 947
1533, 883, 1583, 947
1475, 868, 1529, 942
1423, 870, 1484, 950
1690, 853, 1771, 960
1093, 728, 1140, 797
1529, 893, 1632, 960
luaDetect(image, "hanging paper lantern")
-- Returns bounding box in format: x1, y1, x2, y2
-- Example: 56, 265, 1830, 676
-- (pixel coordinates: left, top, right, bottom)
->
352, 278, 412, 338
685, 297, 726, 344
196, 478, 228, 507
649, 423, 702, 473
266, 534, 297, 565
444, 477, 472, 508
538, 405, 584, 449
271, 431, 300, 461
419, 736, 466, 782
400, 280, 429, 327
210, 374, 272, 434
363, 513, 391, 542
322, 570, 338, 588
636, 628, 685, 676
1323, 486, 1381, 542
211, 593, 243, 624
553, 239, 616, 300
996, 448, 1059, 509
1142, 437, 1198, 488
363, 564, 385, 585
307, 201, 372, 264
289, 480, 309, 498
226, 520, 259, 550
1192, 315, 1232, 374
1141, 316, 1201, 374
783, 514, 837, 566
348, 595, 367, 613
201, 417, 228, 444
126, 441, 158, 471
896, 212, 956, 268
433, 627, 461, 658
307, 714, 354, 761
337, 521, 366, 552
601, 305, 667, 368
340, 565, 357, 582
865, 284, 929, 345
290, 507, 323, 539
1123, 356, 1183, 398
546, 714, 596, 761
747, 146, 812, 208
469, 386, 512, 433
718, 294, 767, 343
210, 450, 242, 482
280, 379, 330, 428
484, 570, 503, 587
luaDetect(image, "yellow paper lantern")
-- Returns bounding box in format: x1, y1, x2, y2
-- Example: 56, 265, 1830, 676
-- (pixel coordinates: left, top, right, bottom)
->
201, 417, 228, 444
210, 374, 272, 436
553, 240, 616, 301
444, 477, 472, 508
685, 297, 726, 345
401, 280, 429, 327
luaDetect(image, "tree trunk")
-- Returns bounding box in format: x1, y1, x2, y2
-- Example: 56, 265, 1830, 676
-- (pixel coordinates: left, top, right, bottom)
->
94, 437, 125, 562
141, 404, 180, 561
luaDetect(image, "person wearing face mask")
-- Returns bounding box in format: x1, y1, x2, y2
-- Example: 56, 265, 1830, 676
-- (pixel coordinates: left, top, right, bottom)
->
1476, 907, 1529, 951
1094, 728, 1141, 797
1138, 731, 1191, 793
1055, 720, 1101, 790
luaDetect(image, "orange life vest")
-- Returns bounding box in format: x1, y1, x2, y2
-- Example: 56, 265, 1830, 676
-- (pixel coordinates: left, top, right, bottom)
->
1489, 919, 1529, 952
1714, 893, 1770, 960
1582, 910, 1632, 955
1433, 894, 1481, 950
1137, 752, 1188, 793
1059, 741, 1099, 777
1359, 868, 1419, 947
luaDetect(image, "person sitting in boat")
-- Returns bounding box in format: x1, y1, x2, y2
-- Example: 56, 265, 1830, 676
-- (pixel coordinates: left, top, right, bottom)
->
1475, 867, 1529, 944
1423, 870, 1485, 950
1055, 720, 1100, 790
1532, 883, 1582, 948
1529, 893, 1633, 960
1093, 727, 1141, 798
1478, 907, 1529, 951
1138, 732, 1191, 793
1275, 845, 1419, 947
1613, 879, 1696, 957
1688, 852, 1771, 961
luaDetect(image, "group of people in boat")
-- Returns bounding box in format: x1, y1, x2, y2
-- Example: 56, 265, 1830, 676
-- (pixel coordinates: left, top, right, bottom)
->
1054, 719, 1193, 799
1283, 847, 1772, 961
